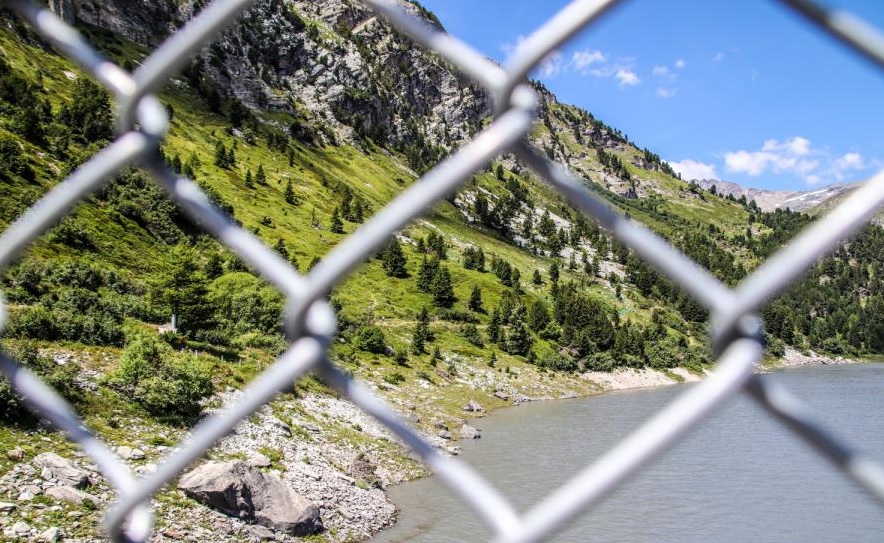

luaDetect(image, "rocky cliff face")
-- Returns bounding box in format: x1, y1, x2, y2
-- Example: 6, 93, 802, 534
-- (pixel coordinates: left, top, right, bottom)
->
49, 0, 653, 190
50, 0, 179, 45
52, 0, 489, 166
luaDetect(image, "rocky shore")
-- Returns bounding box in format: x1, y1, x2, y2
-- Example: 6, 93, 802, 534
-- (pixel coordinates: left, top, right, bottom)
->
0, 351, 865, 542
773, 347, 859, 368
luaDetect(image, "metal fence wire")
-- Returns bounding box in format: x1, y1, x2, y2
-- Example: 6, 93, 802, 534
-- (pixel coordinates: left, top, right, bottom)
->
1, 0, 884, 541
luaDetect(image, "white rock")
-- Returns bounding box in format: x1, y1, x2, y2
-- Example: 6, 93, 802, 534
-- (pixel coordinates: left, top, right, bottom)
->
17, 490, 35, 501
46, 486, 95, 506
32, 453, 90, 488
40, 526, 60, 542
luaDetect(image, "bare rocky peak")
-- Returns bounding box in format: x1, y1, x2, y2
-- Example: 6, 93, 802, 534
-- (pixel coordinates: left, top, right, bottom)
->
696, 178, 859, 212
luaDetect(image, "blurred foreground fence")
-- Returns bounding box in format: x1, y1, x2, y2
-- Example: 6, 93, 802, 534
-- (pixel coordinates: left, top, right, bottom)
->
2, 0, 884, 541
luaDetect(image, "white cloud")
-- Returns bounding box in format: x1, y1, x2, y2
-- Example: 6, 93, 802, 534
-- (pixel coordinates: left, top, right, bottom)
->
724, 150, 769, 176
656, 87, 676, 98
763, 136, 811, 156
725, 137, 817, 177
538, 51, 565, 77
589, 65, 616, 78
652, 65, 670, 77
572, 49, 606, 71
834, 152, 864, 171
713, 52, 725, 62
668, 159, 717, 181
723, 137, 869, 184
501, 35, 564, 77
615, 69, 640, 86
825, 152, 866, 182
675, 59, 686, 68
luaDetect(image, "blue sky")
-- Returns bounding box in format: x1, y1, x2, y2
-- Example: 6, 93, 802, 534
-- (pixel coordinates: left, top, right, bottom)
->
417, 0, 884, 191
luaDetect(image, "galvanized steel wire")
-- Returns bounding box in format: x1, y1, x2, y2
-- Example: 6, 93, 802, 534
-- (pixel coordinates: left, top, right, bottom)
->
0, 0, 883, 541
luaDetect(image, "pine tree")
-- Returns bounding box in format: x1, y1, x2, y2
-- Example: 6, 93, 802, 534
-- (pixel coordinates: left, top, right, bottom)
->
488, 351, 497, 368
352, 199, 364, 222
148, 244, 212, 333
329, 206, 344, 233
226, 146, 236, 167
528, 300, 551, 331
506, 321, 533, 356
532, 269, 543, 285
244, 169, 254, 188
274, 239, 289, 260
416, 256, 439, 292
539, 210, 556, 238
431, 266, 456, 308
549, 261, 560, 283
488, 308, 502, 344
340, 187, 352, 220
411, 307, 431, 354
289, 252, 300, 272
284, 180, 297, 205
468, 285, 483, 312
426, 231, 447, 259
214, 142, 228, 168
381, 239, 408, 278
255, 164, 267, 185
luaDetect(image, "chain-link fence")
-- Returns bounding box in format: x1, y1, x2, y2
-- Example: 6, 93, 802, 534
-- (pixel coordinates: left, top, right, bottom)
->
1, 0, 884, 541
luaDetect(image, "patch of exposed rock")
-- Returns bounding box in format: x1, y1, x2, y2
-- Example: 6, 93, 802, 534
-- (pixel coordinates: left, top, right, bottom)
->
178, 460, 322, 535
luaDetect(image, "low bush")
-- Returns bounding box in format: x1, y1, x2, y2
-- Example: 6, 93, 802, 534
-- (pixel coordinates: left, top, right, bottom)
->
108, 332, 213, 420
355, 325, 386, 354
0, 341, 81, 422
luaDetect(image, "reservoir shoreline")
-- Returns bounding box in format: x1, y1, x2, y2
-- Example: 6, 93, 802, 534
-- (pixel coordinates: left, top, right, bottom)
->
374, 357, 881, 543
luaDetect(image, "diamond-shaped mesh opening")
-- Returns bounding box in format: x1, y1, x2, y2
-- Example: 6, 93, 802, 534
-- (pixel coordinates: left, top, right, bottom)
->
1, 0, 884, 541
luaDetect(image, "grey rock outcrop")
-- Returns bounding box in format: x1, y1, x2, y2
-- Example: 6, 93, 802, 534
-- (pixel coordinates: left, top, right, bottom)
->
48, 0, 76, 25
463, 399, 484, 413
178, 460, 323, 536
32, 453, 90, 488
45, 486, 95, 506
459, 423, 481, 439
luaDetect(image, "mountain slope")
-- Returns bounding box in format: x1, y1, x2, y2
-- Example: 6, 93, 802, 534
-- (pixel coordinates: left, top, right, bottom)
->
1, 1, 884, 541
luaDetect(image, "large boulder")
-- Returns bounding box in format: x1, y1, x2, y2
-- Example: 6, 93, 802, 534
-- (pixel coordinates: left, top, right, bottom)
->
32, 453, 90, 488
178, 461, 322, 536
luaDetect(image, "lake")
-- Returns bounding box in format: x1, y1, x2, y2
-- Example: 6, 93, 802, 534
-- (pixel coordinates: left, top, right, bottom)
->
372, 363, 884, 542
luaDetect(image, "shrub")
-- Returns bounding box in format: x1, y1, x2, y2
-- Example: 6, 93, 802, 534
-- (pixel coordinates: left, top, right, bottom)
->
583, 351, 616, 372
542, 353, 578, 372
436, 308, 478, 323
383, 371, 405, 385
109, 333, 213, 420
460, 323, 484, 347
5, 305, 57, 340
0, 341, 81, 422
50, 218, 94, 249
355, 325, 386, 354
0, 135, 34, 181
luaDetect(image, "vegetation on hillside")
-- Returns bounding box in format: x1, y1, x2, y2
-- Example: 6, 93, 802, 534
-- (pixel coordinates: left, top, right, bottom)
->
0, 6, 881, 441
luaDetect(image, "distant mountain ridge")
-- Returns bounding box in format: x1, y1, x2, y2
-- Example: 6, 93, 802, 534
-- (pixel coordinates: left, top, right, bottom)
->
696, 179, 859, 213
